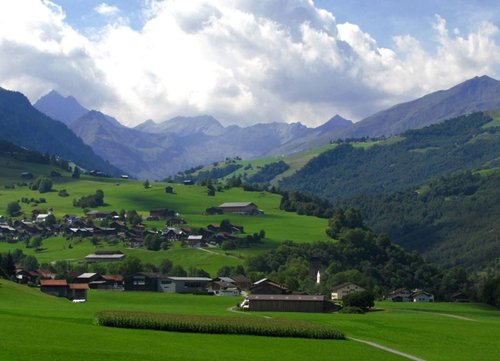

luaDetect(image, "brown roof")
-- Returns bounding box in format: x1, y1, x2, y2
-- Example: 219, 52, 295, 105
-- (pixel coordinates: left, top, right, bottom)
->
68, 283, 89, 290
104, 274, 123, 282
331, 282, 363, 292
248, 294, 327, 302
40, 279, 67, 287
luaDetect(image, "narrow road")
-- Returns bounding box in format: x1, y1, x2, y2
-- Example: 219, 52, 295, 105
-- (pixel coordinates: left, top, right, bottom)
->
349, 337, 426, 361
197, 247, 240, 259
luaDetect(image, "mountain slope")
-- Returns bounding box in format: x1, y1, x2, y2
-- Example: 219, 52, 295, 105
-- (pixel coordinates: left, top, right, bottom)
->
280, 112, 500, 201
340, 75, 500, 139
70, 110, 182, 179
271, 115, 352, 155
0, 88, 121, 175
33, 90, 89, 126
343, 170, 500, 271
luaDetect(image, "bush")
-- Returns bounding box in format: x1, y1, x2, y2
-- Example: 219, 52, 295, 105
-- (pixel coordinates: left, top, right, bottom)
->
6, 201, 21, 217
96, 311, 345, 339
58, 189, 69, 197
342, 291, 375, 310
30, 176, 53, 193
339, 306, 365, 314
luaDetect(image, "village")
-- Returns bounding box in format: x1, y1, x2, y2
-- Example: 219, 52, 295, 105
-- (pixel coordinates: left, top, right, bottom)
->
2, 198, 470, 313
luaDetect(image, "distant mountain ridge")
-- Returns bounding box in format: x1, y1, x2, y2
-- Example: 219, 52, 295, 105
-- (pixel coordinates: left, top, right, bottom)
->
31, 75, 500, 179
34, 90, 89, 125
0, 87, 121, 175
339, 75, 500, 139
35, 91, 352, 178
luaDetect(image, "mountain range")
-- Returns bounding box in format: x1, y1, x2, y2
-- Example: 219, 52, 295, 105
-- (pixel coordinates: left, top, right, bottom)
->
26, 74, 500, 180
0, 88, 121, 176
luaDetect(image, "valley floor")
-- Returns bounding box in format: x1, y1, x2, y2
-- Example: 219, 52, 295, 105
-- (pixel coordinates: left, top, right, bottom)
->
0, 281, 498, 361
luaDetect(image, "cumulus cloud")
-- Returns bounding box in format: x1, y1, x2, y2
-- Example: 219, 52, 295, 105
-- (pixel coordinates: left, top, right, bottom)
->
0, 0, 499, 127
95, 3, 120, 16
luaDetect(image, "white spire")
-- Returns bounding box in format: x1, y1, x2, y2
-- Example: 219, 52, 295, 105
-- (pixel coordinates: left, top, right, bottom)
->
316, 270, 321, 284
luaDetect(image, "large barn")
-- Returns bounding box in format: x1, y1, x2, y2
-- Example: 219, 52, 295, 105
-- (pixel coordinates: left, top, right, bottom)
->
217, 202, 262, 215
244, 294, 338, 313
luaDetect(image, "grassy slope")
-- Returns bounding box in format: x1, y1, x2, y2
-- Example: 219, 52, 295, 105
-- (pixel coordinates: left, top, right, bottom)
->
1, 280, 499, 361
0, 281, 399, 361
0, 157, 328, 274
191, 138, 403, 186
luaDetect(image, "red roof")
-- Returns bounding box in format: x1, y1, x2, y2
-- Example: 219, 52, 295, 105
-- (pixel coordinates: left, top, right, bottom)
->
68, 283, 89, 290
40, 279, 67, 287
104, 274, 123, 282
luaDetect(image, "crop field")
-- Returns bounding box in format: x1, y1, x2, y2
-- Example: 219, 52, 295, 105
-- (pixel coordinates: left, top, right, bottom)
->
0, 280, 498, 361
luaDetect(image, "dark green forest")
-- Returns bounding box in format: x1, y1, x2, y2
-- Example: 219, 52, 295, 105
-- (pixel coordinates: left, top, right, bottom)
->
279, 112, 500, 201
247, 160, 290, 183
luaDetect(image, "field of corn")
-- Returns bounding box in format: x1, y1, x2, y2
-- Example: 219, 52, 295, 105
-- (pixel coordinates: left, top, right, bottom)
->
96, 310, 345, 339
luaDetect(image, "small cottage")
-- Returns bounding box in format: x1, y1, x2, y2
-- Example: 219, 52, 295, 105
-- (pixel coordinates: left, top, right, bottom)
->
331, 282, 366, 300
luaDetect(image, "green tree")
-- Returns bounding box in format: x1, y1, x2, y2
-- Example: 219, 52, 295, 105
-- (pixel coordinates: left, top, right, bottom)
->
143, 179, 150, 189
159, 259, 173, 274
169, 265, 187, 277
120, 256, 143, 277
165, 186, 174, 194
6, 201, 21, 217
21, 255, 39, 271
72, 166, 80, 179
38, 177, 53, 193
342, 291, 375, 310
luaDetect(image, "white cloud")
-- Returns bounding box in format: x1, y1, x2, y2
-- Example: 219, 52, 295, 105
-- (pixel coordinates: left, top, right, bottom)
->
95, 3, 120, 16
0, 0, 499, 127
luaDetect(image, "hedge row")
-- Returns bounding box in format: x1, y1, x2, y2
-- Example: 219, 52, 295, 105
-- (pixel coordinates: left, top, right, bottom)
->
96, 311, 345, 340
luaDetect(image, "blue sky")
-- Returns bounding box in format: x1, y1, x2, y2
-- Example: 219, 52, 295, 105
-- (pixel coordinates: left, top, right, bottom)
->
0, 1, 499, 126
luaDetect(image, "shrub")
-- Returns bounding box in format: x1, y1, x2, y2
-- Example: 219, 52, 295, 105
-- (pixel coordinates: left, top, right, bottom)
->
96, 311, 345, 339
339, 306, 365, 314
342, 291, 375, 310
6, 201, 21, 217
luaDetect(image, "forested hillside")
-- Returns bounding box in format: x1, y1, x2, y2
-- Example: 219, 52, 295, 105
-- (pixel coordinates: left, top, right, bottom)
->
0, 88, 121, 175
343, 170, 500, 271
280, 112, 500, 201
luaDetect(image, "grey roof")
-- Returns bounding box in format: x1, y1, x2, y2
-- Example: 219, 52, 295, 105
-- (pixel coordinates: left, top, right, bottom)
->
77, 273, 98, 279
85, 254, 125, 259
168, 277, 212, 282
331, 282, 364, 292
218, 202, 255, 208
248, 294, 327, 301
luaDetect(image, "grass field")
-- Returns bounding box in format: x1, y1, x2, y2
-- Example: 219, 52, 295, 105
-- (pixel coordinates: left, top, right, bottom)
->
0, 157, 328, 273
0, 280, 498, 361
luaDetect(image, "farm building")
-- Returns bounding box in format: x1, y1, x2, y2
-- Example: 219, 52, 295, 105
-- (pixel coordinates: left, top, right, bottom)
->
40, 279, 88, 301
244, 294, 339, 313
217, 202, 262, 215
149, 208, 176, 219
85, 210, 117, 220
387, 288, 435, 302
67, 283, 89, 301
124, 273, 211, 294
187, 235, 203, 247
331, 282, 365, 300
85, 250, 125, 263
451, 292, 470, 302
250, 278, 289, 295
162, 277, 212, 294
387, 288, 413, 302
412, 290, 434, 302
124, 273, 166, 292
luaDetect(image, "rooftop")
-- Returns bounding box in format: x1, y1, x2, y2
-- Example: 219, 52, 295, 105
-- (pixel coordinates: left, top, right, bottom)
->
248, 294, 327, 301
218, 202, 255, 208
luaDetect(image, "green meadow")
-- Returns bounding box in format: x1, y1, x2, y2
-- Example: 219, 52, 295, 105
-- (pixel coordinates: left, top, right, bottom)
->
0, 157, 328, 273
0, 280, 498, 361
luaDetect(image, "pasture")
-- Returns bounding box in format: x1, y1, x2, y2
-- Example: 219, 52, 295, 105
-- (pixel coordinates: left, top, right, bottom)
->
0, 157, 328, 273
0, 280, 499, 361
